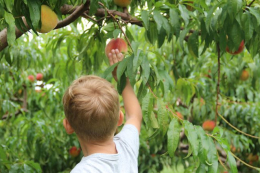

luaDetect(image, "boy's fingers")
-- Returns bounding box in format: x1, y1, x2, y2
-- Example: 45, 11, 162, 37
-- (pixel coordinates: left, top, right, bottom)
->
108, 53, 113, 65
112, 50, 118, 63
119, 53, 123, 61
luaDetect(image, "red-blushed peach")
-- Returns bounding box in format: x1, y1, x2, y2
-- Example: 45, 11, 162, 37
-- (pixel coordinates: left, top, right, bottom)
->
105, 38, 128, 57
240, 70, 249, 81
69, 146, 81, 157
114, 0, 132, 7
202, 120, 216, 131
38, 5, 58, 33
36, 73, 43, 81
27, 75, 35, 82
226, 40, 244, 55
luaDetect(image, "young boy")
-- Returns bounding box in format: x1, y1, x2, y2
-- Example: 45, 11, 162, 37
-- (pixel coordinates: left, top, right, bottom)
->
62, 49, 142, 173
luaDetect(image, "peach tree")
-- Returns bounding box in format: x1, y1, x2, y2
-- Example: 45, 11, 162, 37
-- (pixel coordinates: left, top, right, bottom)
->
1, 0, 260, 172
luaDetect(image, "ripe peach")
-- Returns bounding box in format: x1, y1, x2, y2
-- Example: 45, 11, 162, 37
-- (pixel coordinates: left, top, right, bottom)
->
36, 73, 43, 81
105, 38, 128, 57
27, 75, 34, 82
226, 40, 244, 55
114, 0, 132, 7
69, 146, 81, 157
202, 120, 216, 131
38, 5, 58, 33
240, 70, 249, 81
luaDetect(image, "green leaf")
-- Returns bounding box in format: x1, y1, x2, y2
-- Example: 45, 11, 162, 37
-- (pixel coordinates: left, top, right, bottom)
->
117, 72, 126, 95
25, 161, 42, 172
141, 10, 149, 30
157, 99, 169, 136
206, 2, 224, 32
101, 63, 118, 79
196, 126, 209, 162
188, 31, 199, 57
113, 29, 121, 38
27, 0, 41, 30
4, 11, 15, 46
179, 25, 192, 50
4, 0, 14, 12
227, 151, 238, 173
178, 4, 189, 26
142, 93, 151, 128
207, 138, 218, 173
249, 7, 260, 27
153, 10, 163, 32
167, 118, 182, 157
184, 121, 199, 157
150, 111, 159, 129
89, 0, 99, 15
0, 145, 7, 163
117, 57, 129, 82
158, 27, 166, 48
133, 49, 143, 72
141, 54, 150, 85
146, 22, 158, 45
126, 54, 135, 86
169, 8, 181, 38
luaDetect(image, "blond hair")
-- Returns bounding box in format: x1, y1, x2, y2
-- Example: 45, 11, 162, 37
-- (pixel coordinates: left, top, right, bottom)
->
63, 75, 120, 141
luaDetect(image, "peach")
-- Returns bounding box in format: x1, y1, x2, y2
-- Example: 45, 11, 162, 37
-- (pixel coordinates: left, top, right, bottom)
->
27, 75, 34, 82
114, 0, 132, 7
69, 146, 81, 157
38, 5, 58, 33
226, 40, 244, 55
105, 38, 128, 57
36, 73, 43, 81
240, 70, 249, 81
202, 120, 216, 131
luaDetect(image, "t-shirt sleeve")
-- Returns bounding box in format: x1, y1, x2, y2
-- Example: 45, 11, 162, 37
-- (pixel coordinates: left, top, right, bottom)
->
114, 124, 139, 157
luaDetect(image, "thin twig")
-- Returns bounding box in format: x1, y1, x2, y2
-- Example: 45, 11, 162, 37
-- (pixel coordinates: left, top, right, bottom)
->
98, 2, 134, 53
215, 43, 221, 123
218, 113, 260, 139
248, 0, 256, 7
231, 152, 260, 171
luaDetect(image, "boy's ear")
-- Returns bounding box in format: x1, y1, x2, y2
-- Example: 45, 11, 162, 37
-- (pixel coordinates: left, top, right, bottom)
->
63, 118, 74, 134
117, 111, 124, 126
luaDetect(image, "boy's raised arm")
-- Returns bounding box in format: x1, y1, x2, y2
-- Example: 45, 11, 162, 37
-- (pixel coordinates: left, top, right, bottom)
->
108, 49, 142, 133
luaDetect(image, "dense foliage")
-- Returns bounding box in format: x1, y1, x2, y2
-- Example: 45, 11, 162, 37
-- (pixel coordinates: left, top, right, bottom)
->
1, 0, 260, 172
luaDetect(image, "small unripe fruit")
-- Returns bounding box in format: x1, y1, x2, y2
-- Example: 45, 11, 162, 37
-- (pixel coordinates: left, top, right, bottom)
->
36, 73, 43, 81
248, 154, 259, 164
28, 75, 35, 82
226, 40, 244, 55
38, 5, 58, 33
69, 146, 81, 158
240, 70, 249, 81
114, 0, 132, 7
176, 112, 183, 120
105, 38, 128, 57
202, 120, 216, 131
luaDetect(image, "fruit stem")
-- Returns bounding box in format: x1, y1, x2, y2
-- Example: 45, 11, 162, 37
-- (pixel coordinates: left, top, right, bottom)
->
98, 2, 133, 53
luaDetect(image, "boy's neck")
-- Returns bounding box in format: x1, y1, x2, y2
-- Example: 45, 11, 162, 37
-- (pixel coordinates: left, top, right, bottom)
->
78, 137, 117, 157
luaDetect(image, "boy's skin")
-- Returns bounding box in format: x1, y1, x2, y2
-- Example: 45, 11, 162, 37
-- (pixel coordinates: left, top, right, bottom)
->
63, 49, 142, 157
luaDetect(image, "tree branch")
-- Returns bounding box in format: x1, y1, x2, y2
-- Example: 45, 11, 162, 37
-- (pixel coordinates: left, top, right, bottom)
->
55, 1, 90, 29
215, 43, 221, 123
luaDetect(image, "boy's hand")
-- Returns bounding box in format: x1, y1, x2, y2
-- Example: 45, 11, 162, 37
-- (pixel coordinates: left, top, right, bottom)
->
108, 49, 124, 81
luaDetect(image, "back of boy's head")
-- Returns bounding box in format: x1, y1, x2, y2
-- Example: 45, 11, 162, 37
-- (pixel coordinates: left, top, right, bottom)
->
63, 75, 120, 141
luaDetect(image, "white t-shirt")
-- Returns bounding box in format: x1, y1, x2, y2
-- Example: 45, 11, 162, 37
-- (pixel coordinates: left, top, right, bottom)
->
71, 124, 139, 173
